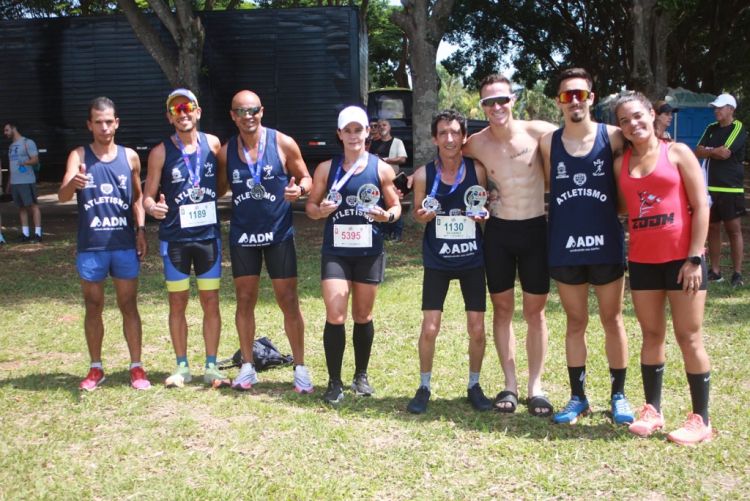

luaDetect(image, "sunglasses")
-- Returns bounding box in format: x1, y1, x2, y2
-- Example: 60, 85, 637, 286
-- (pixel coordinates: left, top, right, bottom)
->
479, 95, 513, 107
558, 89, 591, 104
233, 106, 262, 118
168, 102, 197, 115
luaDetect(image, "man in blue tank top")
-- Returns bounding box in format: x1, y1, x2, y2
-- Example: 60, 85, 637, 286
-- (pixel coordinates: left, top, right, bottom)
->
540, 68, 634, 425
215, 90, 313, 393
405, 110, 492, 414
143, 89, 228, 388
58, 97, 151, 391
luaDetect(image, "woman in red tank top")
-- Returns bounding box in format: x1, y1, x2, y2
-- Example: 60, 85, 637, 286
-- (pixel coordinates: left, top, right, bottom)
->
613, 93, 713, 445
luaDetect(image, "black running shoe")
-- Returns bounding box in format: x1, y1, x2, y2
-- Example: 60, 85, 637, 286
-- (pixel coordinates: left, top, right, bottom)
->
323, 380, 344, 404
707, 270, 723, 283
467, 383, 493, 411
351, 372, 374, 396
731, 272, 743, 288
407, 386, 430, 414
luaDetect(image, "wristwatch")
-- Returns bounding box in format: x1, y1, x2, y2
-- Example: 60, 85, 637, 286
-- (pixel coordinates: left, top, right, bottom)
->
387, 212, 395, 223
299, 185, 306, 197
687, 255, 702, 265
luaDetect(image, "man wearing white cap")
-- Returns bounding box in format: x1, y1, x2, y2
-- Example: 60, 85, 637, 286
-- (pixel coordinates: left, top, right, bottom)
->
695, 93, 747, 287
216, 90, 313, 393
143, 88, 229, 387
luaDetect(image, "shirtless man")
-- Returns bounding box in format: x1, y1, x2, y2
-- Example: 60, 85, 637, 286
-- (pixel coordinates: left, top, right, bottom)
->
539, 68, 634, 425
463, 74, 557, 416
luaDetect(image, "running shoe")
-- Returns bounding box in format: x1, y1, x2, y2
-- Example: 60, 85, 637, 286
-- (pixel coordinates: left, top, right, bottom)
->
129, 366, 151, 390
610, 392, 635, 424
293, 365, 314, 394
707, 270, 723, 283
165, 362, 191, 388
553, 396, 590, 424
30, 233, 42, 243
407, 386, 431, 414
351, 372, 374, 396
232, 363, 258, 391
204, 363, 231, 388
667, 413, 713, 446
467, 383, 493, 411
731, 272, 743, 288
79, 367, 105, 391
18, 234, 31, 244
323, 380, 345, 404
628, 403, 665, 437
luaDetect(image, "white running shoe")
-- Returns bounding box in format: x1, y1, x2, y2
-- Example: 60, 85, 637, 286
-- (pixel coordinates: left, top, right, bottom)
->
293, 365, 314, 394
231, 362, 258, 391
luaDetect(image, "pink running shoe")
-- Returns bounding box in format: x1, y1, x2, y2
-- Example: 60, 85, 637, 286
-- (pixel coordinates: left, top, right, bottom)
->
79, 367, 105, 391
628, 403, 665, 437
667, 413, 713, 446
130, 366, 152, 390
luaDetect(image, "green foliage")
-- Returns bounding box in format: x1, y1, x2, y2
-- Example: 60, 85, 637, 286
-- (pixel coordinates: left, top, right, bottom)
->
367, 0, 405, 89
514, 81, 561, 123
437, 64, 482, 119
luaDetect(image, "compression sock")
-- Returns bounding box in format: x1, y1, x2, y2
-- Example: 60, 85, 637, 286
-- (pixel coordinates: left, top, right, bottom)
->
176, 355, 188, 367
609, 367, 627, 397
353, 320, 374, 375
686, 371, 710, 425
205, 355, 217, 368
641, 363, 664, 412
568, 366, 586, 399
323, 322, 346, 382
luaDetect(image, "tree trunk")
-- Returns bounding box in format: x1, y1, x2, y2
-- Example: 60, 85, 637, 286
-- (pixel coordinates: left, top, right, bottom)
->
117, 0, 204, 94
391, 0, 455, 167
630, 0, 656, 97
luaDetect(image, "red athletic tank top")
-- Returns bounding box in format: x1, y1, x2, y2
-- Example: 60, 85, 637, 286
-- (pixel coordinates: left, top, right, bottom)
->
620, 141, 691, 263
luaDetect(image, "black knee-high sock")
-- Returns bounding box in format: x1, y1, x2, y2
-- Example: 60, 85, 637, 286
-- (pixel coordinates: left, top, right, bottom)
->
686, 371, 710, 425
641, 364, 664, 412
568, 366, 586, 399
323, 322, 346, 382
353, 320, 374, 375
609, 367, 627, 397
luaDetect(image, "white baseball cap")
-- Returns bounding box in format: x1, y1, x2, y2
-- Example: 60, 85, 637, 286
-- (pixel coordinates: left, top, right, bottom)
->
337, 106, 369, 129
166, 88, 199, 109
709, 93, 737, 108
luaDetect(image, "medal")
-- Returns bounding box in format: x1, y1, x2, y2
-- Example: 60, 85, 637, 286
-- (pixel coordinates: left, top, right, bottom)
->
463, 185, 488, 217
188, 187, 205, 203
250, 183, 267, 200
173, 133, 203, 191
326, 189, 343, 206
356, 183, 381, 212
421, 195, 441, 212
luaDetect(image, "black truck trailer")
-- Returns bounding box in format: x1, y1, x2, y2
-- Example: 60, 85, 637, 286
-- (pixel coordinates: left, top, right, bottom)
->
0, 6, 367, 185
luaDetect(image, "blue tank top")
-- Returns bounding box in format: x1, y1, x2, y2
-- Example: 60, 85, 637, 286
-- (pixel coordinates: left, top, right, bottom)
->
322, 153, 385, 257
77, 145, 135, 252
422, 157, 484, 270
227, 129, 294, 247
158, 132, 220, 242
548, 123, 624, 266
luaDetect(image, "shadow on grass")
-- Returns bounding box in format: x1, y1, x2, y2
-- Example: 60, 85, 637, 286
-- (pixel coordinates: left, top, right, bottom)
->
212, 380, 630, 442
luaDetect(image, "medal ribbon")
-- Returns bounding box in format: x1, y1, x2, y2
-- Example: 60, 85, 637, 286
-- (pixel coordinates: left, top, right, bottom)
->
173, 133, 202, 188
330, 153, 368, 193
239, 127, 267, 186
428, 157, 465, 199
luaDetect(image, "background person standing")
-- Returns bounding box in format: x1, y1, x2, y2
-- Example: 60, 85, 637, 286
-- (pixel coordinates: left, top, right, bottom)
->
4, 122, 42, 242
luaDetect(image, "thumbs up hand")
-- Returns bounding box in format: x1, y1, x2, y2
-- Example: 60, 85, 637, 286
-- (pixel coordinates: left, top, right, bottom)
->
72, 163, 88, 189
149, 193, 169, 220
284, 176, 303, 201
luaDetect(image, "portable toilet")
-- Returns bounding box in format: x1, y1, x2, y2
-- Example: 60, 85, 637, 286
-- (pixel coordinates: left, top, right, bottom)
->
664, 87, 717, 149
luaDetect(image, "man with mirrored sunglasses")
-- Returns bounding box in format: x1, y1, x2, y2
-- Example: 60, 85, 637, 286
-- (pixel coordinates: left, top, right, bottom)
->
216, 90, 314, 393
540, 67, 634, 426
463, 74, 557, 417
143, 88, 229, 389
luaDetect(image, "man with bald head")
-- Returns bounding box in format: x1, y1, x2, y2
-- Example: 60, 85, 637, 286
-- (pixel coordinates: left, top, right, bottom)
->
216, 90, 313, 393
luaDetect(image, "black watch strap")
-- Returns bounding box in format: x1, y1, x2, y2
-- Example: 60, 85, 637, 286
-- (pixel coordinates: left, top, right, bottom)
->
688, 255, 702, 265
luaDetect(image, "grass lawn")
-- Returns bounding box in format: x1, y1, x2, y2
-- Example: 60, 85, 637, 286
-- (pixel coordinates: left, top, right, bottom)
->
0, 196, 748, 499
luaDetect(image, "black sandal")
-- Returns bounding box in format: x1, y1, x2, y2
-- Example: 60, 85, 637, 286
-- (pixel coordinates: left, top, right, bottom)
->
527, 394, 554, 417
493, 390, 518, 413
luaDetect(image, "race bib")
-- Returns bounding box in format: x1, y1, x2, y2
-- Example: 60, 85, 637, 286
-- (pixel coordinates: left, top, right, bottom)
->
333, 224, 372, 248
435, 215, 475, 240
179, 201, 217, 228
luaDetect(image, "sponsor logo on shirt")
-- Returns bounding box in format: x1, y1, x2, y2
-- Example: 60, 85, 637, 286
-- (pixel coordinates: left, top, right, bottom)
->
565, 234, 604, 251
555, 162, 569, 179
171, 167, 184, 183
439, 241, 478, 256
592, 159, 605, 176
237, 231, 274, 245
204, 161, 215, 177
90, 216, 128, 229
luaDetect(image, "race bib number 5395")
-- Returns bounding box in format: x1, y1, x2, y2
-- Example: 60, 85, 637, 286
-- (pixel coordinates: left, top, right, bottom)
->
333, 224, 372, 248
